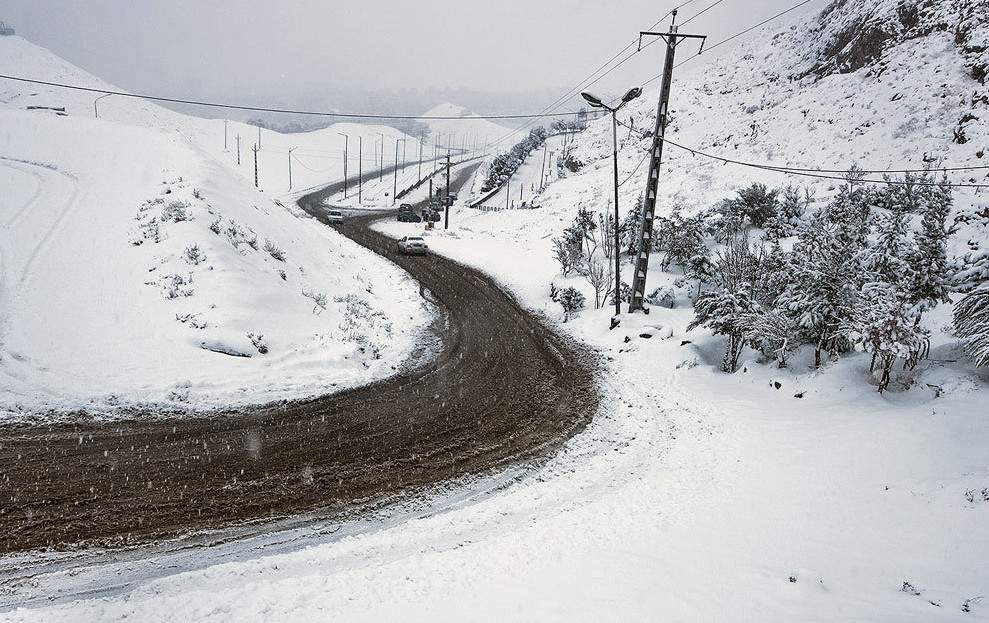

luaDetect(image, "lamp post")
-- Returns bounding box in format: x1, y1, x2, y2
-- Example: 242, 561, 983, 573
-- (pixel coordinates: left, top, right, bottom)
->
580, 87, 642, 321
94, 93, 112, 119
287, 146, 297, 191
337, 132, 349, 198
376, 132, 385, 182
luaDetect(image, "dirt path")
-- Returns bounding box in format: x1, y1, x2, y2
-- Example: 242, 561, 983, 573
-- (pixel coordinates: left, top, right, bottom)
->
0, 163, 598, 554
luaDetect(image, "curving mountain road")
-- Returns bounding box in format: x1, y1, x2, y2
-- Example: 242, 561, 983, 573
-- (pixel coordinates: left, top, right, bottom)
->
0, 162, 598, 555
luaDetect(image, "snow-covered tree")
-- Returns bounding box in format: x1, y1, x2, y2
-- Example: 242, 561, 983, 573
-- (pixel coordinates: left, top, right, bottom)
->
776, 215, 855, 366
689, 235, 759, 372
859, 209, 914, 287
842, 281, 929, 392
734, 182, 780, 228
907, 174, 954, 310
954, 286, 989, 366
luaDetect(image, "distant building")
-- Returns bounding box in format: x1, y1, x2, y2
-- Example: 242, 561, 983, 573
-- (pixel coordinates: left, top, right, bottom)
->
0, 21, 15, 36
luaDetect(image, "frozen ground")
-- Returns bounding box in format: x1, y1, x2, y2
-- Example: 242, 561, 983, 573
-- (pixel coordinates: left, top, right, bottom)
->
4, 1, 989, 620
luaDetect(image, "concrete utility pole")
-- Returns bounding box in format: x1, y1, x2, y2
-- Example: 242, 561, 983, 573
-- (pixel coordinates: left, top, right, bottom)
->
358, 135, 363, 204
539, 142, 548, 189
287, 147, 297, 191
628, 12, 706, 312
338, 132, 349, 199
257, 124, 262, 149
252, 143, 260, 189
224, 119, 228, 150
236, 133, 241, 165
444, 152, 451, 229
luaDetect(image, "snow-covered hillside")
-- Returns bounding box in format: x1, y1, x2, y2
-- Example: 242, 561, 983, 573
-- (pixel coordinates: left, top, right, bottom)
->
5, 2, 989, 621
0, 36, 440, 418
420, 102, 512, 152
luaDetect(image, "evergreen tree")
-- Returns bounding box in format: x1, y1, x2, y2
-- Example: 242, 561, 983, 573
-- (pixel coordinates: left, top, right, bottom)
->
908, 173, 954, 310
689, 235, 758, 372
734, 182, 780, 228
744, 306, 798, 368
777, 211, 860, 367
859, 209, 914, 287
954, 286, 989, 366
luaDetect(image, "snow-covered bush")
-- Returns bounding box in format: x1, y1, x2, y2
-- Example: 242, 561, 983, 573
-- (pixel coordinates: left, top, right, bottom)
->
335, 294, 391, 359
557, 287, 585, 322
264, 239, 286, 262
161, 200, 192, 223
302, 288, 327, 314
481, 127, 549, 192
183, 243, 206, 265
247, 332, 268, 355
161, 273, 194, 299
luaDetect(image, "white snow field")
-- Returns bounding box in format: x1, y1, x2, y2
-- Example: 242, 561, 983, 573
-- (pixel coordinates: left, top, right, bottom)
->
0, 35, 451, 418
4, 1, 989, 621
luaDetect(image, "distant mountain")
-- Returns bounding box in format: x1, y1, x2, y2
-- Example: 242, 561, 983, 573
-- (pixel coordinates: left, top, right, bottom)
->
420, 103, 513, 153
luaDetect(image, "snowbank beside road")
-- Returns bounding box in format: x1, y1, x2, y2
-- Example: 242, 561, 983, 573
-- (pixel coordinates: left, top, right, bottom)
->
0, 37, 437, 418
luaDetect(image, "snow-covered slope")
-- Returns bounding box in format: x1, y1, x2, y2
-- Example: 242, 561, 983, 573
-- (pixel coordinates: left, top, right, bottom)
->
7, 3, 989, 621
420, 102, 512, 151
0, 36, 437, 418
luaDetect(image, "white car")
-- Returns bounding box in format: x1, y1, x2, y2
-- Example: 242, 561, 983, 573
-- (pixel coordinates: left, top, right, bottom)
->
325, 209, 344, 224
398, 236, 429, 255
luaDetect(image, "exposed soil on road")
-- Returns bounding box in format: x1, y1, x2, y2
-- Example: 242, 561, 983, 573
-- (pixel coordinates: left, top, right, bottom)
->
0, 163, 598, 554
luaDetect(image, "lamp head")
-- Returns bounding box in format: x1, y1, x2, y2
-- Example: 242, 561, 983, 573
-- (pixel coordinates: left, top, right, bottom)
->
621, 87, 643, 104
580, 92, 605, 108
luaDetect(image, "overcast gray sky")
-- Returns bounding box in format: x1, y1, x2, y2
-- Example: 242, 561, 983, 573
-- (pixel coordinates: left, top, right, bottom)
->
4, 0, 821, 116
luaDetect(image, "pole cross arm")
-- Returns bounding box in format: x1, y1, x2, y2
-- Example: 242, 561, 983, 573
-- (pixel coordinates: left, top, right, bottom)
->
638, 31, 707, 53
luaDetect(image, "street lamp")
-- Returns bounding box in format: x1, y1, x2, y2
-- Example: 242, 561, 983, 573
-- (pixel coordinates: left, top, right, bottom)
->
376, 132, 385, 182
94, 93, 112, 119
337, 132, 349, 198
580, 87, 642, 322
287, 147, 298, 191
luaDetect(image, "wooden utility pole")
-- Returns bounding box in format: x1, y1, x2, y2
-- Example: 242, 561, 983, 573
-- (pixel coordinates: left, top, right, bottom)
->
444, 153, 451, 229
252, 143, 259, 188
629, 12, 706, 312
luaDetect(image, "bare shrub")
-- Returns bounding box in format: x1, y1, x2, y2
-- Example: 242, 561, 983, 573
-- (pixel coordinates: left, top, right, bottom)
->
184, 244, 206, 265
264, 239, 287, 261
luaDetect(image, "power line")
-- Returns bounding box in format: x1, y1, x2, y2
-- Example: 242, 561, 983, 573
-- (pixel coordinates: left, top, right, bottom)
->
485, 0, 700, 150
613, 120, 989, 188
667, 0, 815, 75
0, 73, 580, 121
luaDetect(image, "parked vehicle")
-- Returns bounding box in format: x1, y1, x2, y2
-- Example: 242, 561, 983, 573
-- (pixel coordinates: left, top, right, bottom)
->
325, 209, 345, 224
397, 204, 421, 223
398, 236, 429, 255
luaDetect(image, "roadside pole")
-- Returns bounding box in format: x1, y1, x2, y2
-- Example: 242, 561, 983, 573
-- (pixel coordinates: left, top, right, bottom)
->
236, 134, 241, 165
358, 136, 363, 205
444, 153, 451, 230
252, 143, 259, 188
287, 147, 297, 191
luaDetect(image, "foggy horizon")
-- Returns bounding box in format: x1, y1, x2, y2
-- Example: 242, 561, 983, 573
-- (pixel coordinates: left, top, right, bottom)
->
4, 0, 820, 122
